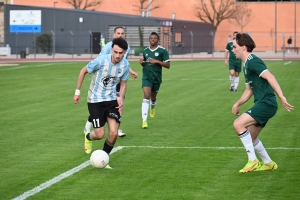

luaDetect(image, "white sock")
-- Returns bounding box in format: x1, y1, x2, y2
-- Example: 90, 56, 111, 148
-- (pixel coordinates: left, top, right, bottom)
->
234, 76, 239, 90
150, 99, 156, 109
84, 120, 93, 133
254, 139, 272, 164
238, 130, 257, 161
142, 99, 149, 121
230, 75, 234, 87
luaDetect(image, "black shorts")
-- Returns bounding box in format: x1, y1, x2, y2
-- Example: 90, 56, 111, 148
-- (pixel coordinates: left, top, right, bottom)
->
87, 100, 121, 128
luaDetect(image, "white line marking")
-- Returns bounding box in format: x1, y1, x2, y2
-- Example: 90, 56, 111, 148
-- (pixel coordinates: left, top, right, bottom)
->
1, 65, 28, 70
0, 62, 72, 71
35, 64, 54, 67
121, 146, 300, 150
12, 146, 124, 200
284, 61, 292, 65
12, 145, 300, 199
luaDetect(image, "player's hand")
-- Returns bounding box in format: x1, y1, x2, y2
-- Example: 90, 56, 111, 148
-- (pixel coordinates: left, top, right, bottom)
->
232, 104, 240, 116
73, 95, 80, 104
224, 60, 228, 66
130, 71, 138, 79
139, 59, 144, 65
280, 96, 294, 112
116, 97, 124, 113
148, 58, 158, 64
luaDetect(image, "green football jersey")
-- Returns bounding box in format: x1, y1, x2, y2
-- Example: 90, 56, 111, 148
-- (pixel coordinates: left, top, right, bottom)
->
142, 45, 170, 83
226, 41, 241, 64
243, 54, 277, 106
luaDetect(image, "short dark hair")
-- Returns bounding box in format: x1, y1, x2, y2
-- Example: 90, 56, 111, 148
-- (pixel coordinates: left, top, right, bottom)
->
235, 33, 256, 52
233, 31, 238, 35
114, 26, 125, 32
149, 32, 160, 40
111, 38, 128, 51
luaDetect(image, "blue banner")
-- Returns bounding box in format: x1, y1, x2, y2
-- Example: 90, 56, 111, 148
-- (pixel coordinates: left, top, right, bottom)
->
10, 25, 42, 33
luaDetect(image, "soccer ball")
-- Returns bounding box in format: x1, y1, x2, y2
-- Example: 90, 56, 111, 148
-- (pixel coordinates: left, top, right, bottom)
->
90, 150, 109, 168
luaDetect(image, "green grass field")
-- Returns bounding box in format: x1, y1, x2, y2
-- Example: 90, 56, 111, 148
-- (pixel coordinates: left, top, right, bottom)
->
0, 60, 299, 200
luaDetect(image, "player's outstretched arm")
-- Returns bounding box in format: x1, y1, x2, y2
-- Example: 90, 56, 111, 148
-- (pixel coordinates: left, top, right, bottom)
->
129, 68, 138, 79
261, 71, 294, 112
73, 66, 88, 104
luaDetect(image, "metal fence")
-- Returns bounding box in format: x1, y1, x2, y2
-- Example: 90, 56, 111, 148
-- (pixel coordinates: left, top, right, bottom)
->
216, 31, 300, 58
1, 30, 299, 60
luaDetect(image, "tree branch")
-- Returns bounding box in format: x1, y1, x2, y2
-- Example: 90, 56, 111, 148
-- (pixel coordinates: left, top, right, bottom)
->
63, 0, 102, 10
194, 0, 246, 31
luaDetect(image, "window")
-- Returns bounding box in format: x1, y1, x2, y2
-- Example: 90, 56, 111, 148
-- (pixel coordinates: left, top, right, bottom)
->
175, 32, 182, 43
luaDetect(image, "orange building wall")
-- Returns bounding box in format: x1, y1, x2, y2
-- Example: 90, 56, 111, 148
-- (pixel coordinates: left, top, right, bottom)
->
12, 0, 300, 51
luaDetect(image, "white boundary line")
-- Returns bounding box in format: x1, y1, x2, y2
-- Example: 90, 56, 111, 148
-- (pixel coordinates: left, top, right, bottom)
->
284, 61, 292, 65
12, 146, 124, 200
12, 145, 300, 199
121, 146, 300, 150
0, 62, 72, 71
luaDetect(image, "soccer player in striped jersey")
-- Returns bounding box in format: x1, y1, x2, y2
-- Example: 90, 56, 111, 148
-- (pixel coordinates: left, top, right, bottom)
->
232, 33, 294, 173
73, 38, 130, 168
139, 32, 170, 128
83, 26, 138, 138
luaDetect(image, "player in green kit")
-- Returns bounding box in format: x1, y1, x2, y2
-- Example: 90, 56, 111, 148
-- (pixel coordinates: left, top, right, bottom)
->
225, 31, 242, 92
231, 33, 294, 173
139, 32, 170, 128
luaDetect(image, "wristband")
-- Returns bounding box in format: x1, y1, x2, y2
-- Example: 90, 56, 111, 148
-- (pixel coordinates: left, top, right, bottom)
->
75, 89, 80, 95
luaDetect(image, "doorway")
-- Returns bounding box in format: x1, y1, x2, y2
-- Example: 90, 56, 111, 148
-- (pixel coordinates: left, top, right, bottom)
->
91, 32, 101, 54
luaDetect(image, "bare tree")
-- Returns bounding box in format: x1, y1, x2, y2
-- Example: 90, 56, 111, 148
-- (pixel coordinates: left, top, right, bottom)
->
0, 0, 10, 12
132, 0, 160, 15
195, 0, 243, 32
0, 0, 11, 43
63, 0, 102, 10
229, 3, 253, 32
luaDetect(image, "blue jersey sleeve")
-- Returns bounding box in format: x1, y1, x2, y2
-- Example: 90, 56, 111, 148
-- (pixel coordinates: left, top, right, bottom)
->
125, 46, 130, 59
121, 61, 130, 81
86, 56, 101, 73
100, 42, 112, 55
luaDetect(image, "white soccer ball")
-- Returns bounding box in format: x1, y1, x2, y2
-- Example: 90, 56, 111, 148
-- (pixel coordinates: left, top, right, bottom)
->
90, 150, 109, 168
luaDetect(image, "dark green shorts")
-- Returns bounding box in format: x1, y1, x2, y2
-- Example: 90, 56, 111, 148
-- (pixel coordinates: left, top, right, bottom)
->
245, 102, 278, 127
142, 78, 161, 93
229, 60, 242, 72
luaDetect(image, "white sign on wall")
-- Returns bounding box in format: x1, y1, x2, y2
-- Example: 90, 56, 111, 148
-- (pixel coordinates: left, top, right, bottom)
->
10, 10, 42, 33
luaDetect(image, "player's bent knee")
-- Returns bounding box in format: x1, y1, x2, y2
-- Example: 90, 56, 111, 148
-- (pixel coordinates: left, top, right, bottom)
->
233, 119, 243, 133
94, 129, 105, 140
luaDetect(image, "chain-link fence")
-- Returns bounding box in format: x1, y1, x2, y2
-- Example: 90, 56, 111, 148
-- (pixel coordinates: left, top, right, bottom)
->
215, 31, 300, 59
1, 30, 299, 60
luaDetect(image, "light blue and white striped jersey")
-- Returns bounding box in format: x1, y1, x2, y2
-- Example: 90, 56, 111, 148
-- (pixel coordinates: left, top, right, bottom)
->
100, 41, 131, 59
86, 54, 130, 103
